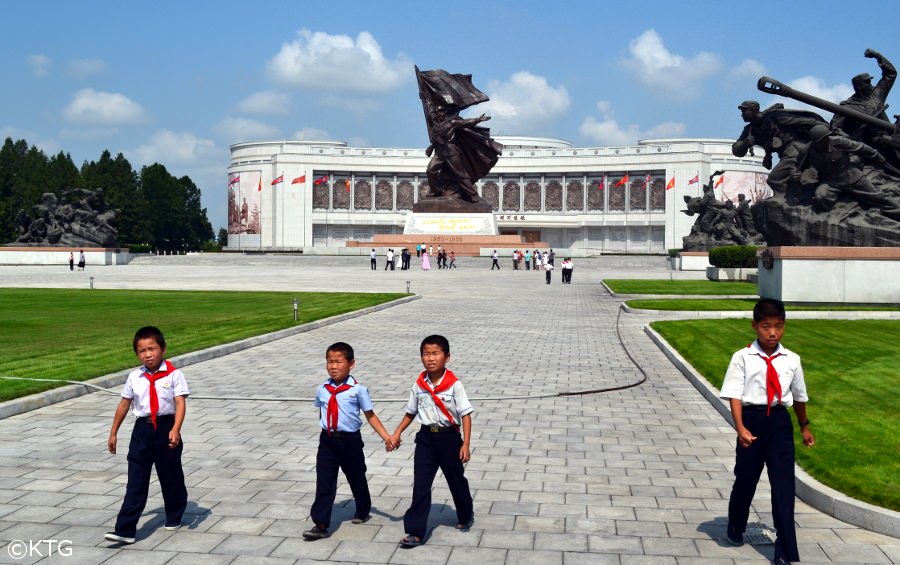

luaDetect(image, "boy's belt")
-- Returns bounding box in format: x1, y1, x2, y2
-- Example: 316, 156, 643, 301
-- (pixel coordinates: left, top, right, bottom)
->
742, 404, 786, 412
320, 430, 361, 438
136, 414, 174, 424
421, 425, 456, 433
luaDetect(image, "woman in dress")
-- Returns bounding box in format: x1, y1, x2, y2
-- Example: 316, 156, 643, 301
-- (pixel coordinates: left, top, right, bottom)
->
421, 250, 431, 271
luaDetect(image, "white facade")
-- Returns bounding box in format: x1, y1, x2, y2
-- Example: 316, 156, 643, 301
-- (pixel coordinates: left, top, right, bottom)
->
227, 136, 765, 254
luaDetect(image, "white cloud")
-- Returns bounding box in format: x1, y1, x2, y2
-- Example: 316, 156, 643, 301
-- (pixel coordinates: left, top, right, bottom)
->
237, 91, 291, 115
27, 54, 51, 78
215, 116, 280, 141
293, 126, 329, 140
480, 71, 570, 134
619, 29, 723, 100
62, 89, 145, 125
579, 100, 685, 145
267, 29, 410, 92
59, 127, 119, 139
133, 129, 219, 164
729, 58, 766, 81
66, 58, 108, 79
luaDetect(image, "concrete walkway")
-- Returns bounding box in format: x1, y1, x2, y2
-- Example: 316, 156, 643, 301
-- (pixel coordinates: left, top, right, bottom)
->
0, 255, 896, 564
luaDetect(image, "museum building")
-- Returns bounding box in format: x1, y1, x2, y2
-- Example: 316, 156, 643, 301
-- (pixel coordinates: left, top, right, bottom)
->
226, 136, 766, 255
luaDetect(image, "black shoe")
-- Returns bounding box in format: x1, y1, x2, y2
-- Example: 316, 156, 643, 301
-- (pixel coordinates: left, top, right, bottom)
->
351, 515, 371, 524
726, 528, 743, 547
772, 557, 792, 565
302, 526, 329, 540
456, 513, 475, 532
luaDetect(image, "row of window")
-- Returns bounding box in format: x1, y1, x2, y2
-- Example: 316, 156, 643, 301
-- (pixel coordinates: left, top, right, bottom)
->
311, 173, 668, 213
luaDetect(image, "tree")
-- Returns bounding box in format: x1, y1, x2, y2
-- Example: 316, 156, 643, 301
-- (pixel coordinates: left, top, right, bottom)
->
217, 227, 228, 247
81, 151, 150, 245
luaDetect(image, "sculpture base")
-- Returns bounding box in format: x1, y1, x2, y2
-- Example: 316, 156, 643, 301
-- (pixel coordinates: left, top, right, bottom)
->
412, 195, 493, 214
758, 246, 900, 303
0, 247, 133, 266
762, 195, 900, 247
404, 213, 497, 236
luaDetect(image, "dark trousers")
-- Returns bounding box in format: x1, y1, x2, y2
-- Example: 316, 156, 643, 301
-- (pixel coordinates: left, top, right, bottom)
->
545, 269, 551, 284
404, 428, 473, 538
562, 270, 571, 283
311, 431, 370, 528
114, 416, 187, 537
727, 405, 798, 562
370, 258, 376, 270
491, 259, 499, 270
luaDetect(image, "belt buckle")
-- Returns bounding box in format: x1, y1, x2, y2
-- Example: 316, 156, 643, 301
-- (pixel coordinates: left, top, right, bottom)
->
428, 426, 440, 432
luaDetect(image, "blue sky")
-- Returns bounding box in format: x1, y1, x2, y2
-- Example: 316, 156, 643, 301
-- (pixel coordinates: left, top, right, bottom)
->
2, 0, 898, 230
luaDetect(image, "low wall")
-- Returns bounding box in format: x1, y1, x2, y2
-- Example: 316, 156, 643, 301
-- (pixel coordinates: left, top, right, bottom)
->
706, 266, 757, 282
678, 252, 709, 271
0, 247, 133, 266
758, 246, 900, 303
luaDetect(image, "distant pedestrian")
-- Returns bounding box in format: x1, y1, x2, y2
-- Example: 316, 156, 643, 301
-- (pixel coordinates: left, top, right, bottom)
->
448, 251, 457, 269
416, 244, 421, 258
401, 248, 411, 270
78, 250, 86, 271
524, 250, 531, 270
491, 250, 500, 270
370, 249, 377, 270
69, 251, 74, 271
421, 251, 431, 271
547, 249, 555, 266
561, 257, 574, 284
534, 251, 542, 272
385, 249, 395, 271
543, 260, 554, 284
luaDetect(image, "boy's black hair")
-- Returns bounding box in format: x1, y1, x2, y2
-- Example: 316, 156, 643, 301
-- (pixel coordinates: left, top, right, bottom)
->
326, 341, 355, 361
420, 334, 450, 355
133, 326, 166, 352
753, 298, 786, 322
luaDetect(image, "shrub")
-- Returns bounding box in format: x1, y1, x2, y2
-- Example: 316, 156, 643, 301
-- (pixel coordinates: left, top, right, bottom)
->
126, 243, 152, 254
668, 248, 681, 258
709, 245, 758, 268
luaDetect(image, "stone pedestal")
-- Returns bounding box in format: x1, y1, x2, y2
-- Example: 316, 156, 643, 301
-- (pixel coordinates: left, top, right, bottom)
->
403, 213, 497, 236
678, 252, 709, 271
0, 247, 133, 266
758, 246, 900, 303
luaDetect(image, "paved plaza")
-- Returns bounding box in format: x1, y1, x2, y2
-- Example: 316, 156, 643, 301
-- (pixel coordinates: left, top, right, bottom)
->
0, 254, 897, 564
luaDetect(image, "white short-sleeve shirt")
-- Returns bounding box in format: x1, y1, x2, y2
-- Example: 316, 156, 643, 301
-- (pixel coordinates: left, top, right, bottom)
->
720, 340, 808, 406
404, 371, 474, 427
121, 361, 190, 418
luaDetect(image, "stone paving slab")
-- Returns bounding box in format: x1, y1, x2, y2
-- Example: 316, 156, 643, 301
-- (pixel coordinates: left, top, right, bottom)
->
0, 255, 896, 564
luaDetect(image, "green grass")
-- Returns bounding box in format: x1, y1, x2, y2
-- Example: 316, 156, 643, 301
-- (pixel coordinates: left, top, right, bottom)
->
0, 288, 406, 401
627, 298, 900, 311
604, 279, 757, 295
651, 318, 900, 511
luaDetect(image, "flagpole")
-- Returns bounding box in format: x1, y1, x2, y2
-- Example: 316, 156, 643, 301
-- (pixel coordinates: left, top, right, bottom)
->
280, 170, 284, 250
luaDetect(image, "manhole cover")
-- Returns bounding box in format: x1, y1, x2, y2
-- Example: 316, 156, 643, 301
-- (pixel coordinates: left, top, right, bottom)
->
743, 523, 776, 545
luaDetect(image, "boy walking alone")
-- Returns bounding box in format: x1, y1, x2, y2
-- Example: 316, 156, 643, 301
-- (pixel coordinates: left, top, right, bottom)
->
720, 299, 814, 565
389, 335, 474, 547
105, 326, 189, 544
304, 342, 393, 540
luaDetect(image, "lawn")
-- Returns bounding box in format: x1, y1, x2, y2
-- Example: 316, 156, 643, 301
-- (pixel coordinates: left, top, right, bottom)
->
651, 318, 899, 511
604, 279, 757, 295
627, 298, 900, 311
0, 288, 406, 401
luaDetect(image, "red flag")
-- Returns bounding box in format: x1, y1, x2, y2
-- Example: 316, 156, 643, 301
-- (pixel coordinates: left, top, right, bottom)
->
645, 174, 652, 184
313, 175, 329, 186
257, 177, 262, 192
271, 175, 284, 186
688, 174, 699, 185
596, 180, 604, 190
666, 177, 675, 190
229, 175, 240, 185
715, 174, 724, 188
291, 175, 306, 185
614, 175, 629, 188
345, 178, 351, 192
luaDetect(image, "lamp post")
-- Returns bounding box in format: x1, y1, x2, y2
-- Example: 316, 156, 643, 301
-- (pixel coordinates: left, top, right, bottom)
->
292, 297, 299, 322
406, 280, 411, 294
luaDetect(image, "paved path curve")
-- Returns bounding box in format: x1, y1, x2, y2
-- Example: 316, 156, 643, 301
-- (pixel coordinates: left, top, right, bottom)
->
0, 255, 896, 564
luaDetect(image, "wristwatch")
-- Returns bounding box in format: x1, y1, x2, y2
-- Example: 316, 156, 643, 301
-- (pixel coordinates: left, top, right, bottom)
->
798, 418, 810, 428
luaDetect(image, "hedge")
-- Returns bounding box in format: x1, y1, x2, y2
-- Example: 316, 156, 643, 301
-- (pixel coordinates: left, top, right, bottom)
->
709, 245, 759, 268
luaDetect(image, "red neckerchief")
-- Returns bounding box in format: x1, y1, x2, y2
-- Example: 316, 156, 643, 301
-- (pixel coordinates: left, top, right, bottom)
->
749, 343, 782, 416
142, 360, 176, 430
416, 369, 460, 430
324, 379, 353, 435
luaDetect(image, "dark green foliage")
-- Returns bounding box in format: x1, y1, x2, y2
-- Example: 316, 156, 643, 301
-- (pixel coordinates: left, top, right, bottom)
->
216, 227, 228, 247
1, 137, 213, 251
709, 245, 759, 268
127, 243, 152, 253
668, 248, 681, 258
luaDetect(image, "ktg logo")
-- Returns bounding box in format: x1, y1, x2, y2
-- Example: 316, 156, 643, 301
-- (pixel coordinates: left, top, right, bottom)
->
7, 539, 74, 559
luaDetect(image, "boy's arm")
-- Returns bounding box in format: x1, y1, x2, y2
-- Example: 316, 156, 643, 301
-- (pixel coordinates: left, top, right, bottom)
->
459, 413, 472, 463
792, 401, 815, 447
108, 398, 131, 454
169, 395, 186, 448
389, 413, 416, 447
363, 410, 391, 442
729, 398, 757, 448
